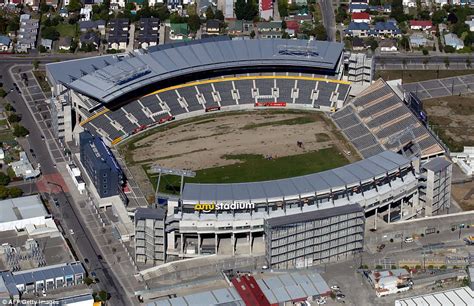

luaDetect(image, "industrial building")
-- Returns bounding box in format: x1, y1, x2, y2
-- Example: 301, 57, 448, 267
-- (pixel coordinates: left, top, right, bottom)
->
0, 195, 50, 232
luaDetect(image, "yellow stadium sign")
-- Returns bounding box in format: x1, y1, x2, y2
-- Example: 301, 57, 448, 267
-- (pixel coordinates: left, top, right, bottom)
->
194, 202, 255, 213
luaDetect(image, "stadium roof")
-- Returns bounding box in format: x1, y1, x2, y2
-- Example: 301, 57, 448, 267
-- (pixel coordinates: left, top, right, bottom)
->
46, 37, 344, 103
182, 150, 411, 203
0, 195, 47, 224
395, 287, 474, 306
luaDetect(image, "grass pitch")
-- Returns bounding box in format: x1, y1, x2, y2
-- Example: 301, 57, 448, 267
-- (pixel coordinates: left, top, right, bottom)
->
145, 147, 349, 194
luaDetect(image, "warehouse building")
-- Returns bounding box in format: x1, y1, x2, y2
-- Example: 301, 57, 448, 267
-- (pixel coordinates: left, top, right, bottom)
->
0, 195, 50, 232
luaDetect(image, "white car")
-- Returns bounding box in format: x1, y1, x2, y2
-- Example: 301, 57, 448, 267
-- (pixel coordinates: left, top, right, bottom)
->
316, 298, 326, 305
330, 285, 340, 291
404, 237, 414, 243
69, 229, 74, 235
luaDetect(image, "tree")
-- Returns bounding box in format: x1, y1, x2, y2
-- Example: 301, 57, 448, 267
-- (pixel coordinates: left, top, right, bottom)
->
444, 45, 455, 53
0, 88, 6, 98
422, 48, 429, 55
5, 104, 15, 112
7, 113, 21, 123
444, 57, 450, 68
41, 27, 60, 41
8, 187, 23, 198
39, 45, 48, 53
235, 0, 258, 21
466, 58, 471, 68
0, 172, 10, 186
336, 6, 348, 24
67, 0, 82, 12
32, 60, 40, 70
187, 14, 201, 33
215, 10, 225, 21
447, 13, 458, 25
40, 3, 50, 14
400, 36, 410, 51
0, 186, 8, 200
250, 30, 255, 38
12, 124, 29, 137
278, 0, 289, 18
369, 39, 378, 51
432, 10, 447, 25
205, 6, 215, 20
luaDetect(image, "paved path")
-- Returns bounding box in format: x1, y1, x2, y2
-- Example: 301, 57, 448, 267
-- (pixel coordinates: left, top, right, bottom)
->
402, 74, 474, 100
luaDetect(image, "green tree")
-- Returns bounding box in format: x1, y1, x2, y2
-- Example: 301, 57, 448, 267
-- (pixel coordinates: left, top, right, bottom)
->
250, 30, 255, 38
0, 172, 10, 186
313, 23, 327, 40
67, 0, 82, 12
6, 17, 19, 32
205, 6, 215, 20
369, 39, 379, 51
7, 113, 21, 123
444, 57, 450, 68
32, 60, 40, 70
0, 88, 6, 98
12, 124, 29, 137
432, 10, 447, 24
466, 58, 471, 68
235, 0, 258, 20
187, 14, 201, 32
215, 10, 225, 21
400, 35, 410, 51
422, 48, 429, 55
5, 104, 15, 112
278, 0, 289, 18
41, 27, 60, 41
0, 186, 8, 199
8, 187, 23, 198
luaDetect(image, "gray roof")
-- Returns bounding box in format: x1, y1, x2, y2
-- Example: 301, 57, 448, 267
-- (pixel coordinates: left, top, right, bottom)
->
0, 195, 47, 223
146, 287, 243, 306
182, 151, 411, 202
46, 38, 344, 103
135, 207, 166, 221
395, 287, 474, 306
422, 157, 451, 172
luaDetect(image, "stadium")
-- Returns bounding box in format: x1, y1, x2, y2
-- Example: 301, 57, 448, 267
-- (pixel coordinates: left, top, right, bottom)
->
46, 38, 452, 270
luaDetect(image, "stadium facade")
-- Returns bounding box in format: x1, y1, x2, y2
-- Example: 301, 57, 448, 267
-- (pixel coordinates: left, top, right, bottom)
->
46, 38, 453, 270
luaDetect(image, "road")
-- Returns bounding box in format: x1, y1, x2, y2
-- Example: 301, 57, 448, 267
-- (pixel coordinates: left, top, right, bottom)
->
2, 61, 132, 306
319, 0, 336, 42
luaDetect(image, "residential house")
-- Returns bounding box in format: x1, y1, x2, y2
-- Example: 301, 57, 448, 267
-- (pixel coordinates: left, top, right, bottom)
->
285, 20, 300, 37
259, 0, 273, 20
465, 17, 474, 32
138, 17, 160, 49
256, 21, 282, 38
58, 36, 72, 51
352, 12, 371, 23
444, 33, 464, 50
224, 0, 233, 18
352, 37, 366, 51
148, 0, 164, 5
349, 3, 369, 13
79, 20, 106, 35
345, 22, 370, 37
45, 0, 58, 8
0, 35, 11, 52
59, 7, 69, 18
379, 39, 398, 52
409, 20, 433, 32
107, 18, 129, 50
205, 19, 220, 35
169, 23, 189, 41
40, 38, 53, 50
402, 0, 416, 7
368, 5, 391, 13
110, 0, 126, 9
128, 0, 147, 9
370, 21, 401, 37
79, 31, 100, 49
410, 34, 433, 48
438, 23, 448, 34
23, 0, 39, 10
16, 14, 39, 53
227, 20, 254, 37
80, 6, 93, 21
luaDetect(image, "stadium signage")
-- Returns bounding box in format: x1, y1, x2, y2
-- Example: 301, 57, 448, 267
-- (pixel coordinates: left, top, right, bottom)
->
194, 201, 255, 212
254, 102, 287, 107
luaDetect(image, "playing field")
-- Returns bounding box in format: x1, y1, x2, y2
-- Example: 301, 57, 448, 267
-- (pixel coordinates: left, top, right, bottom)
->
120, 110, 358, 196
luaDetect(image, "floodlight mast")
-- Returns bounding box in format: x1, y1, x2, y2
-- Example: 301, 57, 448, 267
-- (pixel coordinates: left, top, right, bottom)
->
149, 165, 196, 200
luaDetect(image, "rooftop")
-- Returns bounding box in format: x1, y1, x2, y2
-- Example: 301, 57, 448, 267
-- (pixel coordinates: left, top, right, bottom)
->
395, 287, 474, 306
0, 195, 47, 224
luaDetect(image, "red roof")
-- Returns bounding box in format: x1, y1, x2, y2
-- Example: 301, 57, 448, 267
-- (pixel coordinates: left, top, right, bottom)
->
285, 20, 300, 31
410, 20, 433, 28
352, 12, 370, 20
232, 275, 271, 306
261, 0, 272, 11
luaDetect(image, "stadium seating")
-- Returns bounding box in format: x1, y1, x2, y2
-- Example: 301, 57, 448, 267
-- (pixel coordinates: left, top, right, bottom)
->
81, 74, 352, 142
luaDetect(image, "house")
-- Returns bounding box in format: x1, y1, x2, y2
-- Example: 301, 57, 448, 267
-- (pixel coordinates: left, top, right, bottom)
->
256, 21, 282, 39
59, 7, 69, 18
345, 22, 370, 37
368, 269, 411, 297
138, 17, 160, 49
285, 20, 300, 37
444, 33, 464, 50
352, 12, 371, 23
45, 0, 58, 8
205, 19, 220, 35
402, 0, 416, 7
371, 21, 401, 37
352, 37, 366, 50
349, 3, 369, 13
465, 17, 474, 32
369, 5, 391, 13
80, 6, 93, 21
40, 38, 53, 50
227, 20, 254, 36
16, 14, 39, 52
410, 20, 433, 31
410, 34, 433, 48
107, 18, 129, 50
438, 23, 448, 34
79, 20, 106, 35
110, 0, 126, 9
79, 31, 100, 49
0, 35, 11, 52
379, 39, 398, 52
24, 0, 39, 10
58, 36, 72, 51
259, 0, 273, 20
169, 23, 189, 41
434, 0, 448, 5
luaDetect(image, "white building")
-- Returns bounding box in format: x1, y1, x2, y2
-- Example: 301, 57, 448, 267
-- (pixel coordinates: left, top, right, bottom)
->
402, 0, 416, 7
396, 287, 474, 306
452, 146, 474, 176
10, 151, 41, 179
0, 195, 51, 232
66, 163, 86, 194
434, 0, 448, 6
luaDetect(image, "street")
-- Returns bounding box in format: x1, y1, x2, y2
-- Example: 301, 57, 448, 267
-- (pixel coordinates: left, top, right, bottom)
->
320, 0, 336, 42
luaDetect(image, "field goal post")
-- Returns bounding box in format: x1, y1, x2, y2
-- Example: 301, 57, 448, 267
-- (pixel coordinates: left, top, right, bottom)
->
149, 165, 196, 201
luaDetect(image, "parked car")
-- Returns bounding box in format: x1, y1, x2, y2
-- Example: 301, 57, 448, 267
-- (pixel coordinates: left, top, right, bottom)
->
330, 285, 340, 291
377, 244, 386, 252
69, 229, 74, 235
53, 198, 59, 207
404, 237, 414, 243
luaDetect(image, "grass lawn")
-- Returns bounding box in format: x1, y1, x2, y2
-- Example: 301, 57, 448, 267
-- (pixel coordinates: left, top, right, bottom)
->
145, 147, 350, 194
241, 116, 318, 130
0, 130, 15, 143
56, 23, 77, 38
33, 70, 51, 93
375, 70, 474, 83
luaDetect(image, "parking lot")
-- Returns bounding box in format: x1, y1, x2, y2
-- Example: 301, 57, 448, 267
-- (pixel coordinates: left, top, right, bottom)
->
402, 74, 474, 100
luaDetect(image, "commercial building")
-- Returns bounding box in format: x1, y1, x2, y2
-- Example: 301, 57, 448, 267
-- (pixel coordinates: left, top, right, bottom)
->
66, 163, 86, 195
419, 157, 452, 216
10, 151, 41, 179
367, 269, 411, 297
0, 195, 49, 232
395, 287, 474, 305
79, 131, 124, 199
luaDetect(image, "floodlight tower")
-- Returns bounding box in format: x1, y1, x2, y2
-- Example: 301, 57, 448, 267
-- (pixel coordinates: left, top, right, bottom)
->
148, 165, 196, 200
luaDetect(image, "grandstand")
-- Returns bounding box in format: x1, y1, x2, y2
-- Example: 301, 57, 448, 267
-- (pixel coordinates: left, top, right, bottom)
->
332, 79, 445, 159
79, 74, 351, 144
